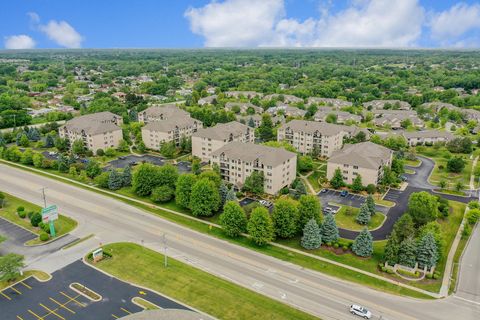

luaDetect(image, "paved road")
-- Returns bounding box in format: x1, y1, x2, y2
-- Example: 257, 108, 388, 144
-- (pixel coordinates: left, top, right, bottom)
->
1, 164, 479, 320
456, 222, 480, 304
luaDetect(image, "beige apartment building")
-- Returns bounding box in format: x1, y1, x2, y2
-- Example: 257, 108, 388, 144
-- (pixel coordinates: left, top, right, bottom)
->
141, 115, 202, 150
401, 130, 454, 146
210, 142, 297, 195
277, 120, 368, 157
327, 142, 393, 186
59, 111, 123, 152
192, 121, 254, 161
137, 104, 188, 123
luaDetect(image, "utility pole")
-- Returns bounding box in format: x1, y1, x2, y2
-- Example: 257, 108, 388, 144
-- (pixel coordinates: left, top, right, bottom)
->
163, 233, 168, 267
40, 187, 47, 208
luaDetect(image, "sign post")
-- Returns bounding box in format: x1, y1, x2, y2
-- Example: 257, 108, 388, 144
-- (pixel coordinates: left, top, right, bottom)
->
41, 205, 58, 238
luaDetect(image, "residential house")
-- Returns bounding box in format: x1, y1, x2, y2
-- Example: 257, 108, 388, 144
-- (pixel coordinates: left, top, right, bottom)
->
363, 100, 411, 110
263, 94, 303, 104
307, 98, 353, 108
267, 104, 307, 118
225, 102, 263, 114
224, 91, 263, 99
401, 130, 454, 146
137, 105, 188, 123
198, 95, 217, 106
314, 110, 361, 124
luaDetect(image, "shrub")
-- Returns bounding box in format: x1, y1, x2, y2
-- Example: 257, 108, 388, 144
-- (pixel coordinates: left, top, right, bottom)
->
342, 245, 348, 251
381, 266, 387, 272
333, 243, 339, 249
466, 209, 480, 225
426, 273, 433, 279
462, 224, 472, 238
468, 201, 480, 209
27, 211, 34, 219
150, 185, 174, 203
366, 184, 376, 194
43, 224, 51, 233
39, 232, 49, 242
30, 212, 42, 227
433, 274, 439, 280
18, 211, 26, 219
17, 206, 25, 212
96, 149, 105, 156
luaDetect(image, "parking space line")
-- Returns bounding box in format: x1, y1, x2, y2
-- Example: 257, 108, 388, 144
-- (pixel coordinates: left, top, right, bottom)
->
19, 281, 32, 289
49, 297, 76, 314
40, 303, 66, 320
112, 314, 119, 319
28, 310, 42, 320
121, 307, 132, 314
1, 291, 11, 300
16, 316, 24, 320
10, 286, 22, 295
60, 291, 86, 307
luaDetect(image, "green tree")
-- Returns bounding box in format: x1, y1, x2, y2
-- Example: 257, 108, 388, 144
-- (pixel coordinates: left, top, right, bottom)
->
32, 153, 44, 168
293, 180, 307, 199
198, 170, 222, 188
247, 207, 274, 246
219, 182, 229, 207
356, 203, 371, 225
54, 137, 69, 152
398, 237, 417, 268
447, 157, 465, 173
108, 169, 124, 190
330, 168, 345, 189
157, 164, 179, 189
122, 165, 132, 187
351, 174, 363, 193
383, 230, 400, 265
416, 232, 439, 268
175, 174, 197, 209
219, 201, 247, 237
226, 186, 237, 201
301, 218, 322, 250
393, 214, 415, 242
321, 214, 339, 244
151, 185, 174, 203
297, 155, 314, 172
365, 195, 376, 216
118, 139, 129, 152
72, 139, 86, 155
94, 172, 110, 188
407, 191, 438, 227
160, 141, 176, 158
243, 171, 264, 194
298, 194, 322, 228
191, 158, 201, 175
0, 253, 25, 282
258, 114, 274, 141
352, 228, 373, 257
85, 160, 102, 178
272, 198, 299, 239
132, 163, 160, 196
190, 178, 221, 217
18, 133, 30, 147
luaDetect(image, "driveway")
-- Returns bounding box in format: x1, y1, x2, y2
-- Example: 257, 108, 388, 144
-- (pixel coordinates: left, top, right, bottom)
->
106, 154, 165, 169
0, 260, 194, 320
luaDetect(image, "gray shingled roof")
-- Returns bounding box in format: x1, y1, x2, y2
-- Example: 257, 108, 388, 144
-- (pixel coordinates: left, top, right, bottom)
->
143, 114, 200, 132
193, 121, 250, 140
61, 111, 121, 135
211, 141, 296, 166
141, 105, 188, 118
279, 119, 360, 136
329, 142, 393, 170
402, 130, 454, 139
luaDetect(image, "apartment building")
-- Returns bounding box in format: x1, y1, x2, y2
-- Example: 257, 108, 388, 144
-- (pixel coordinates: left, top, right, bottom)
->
210, 142, 297, 195
138, 104, 188, 123
401, 130, 454, 146
59, 111, 123, 151
192, 121, 254, 161
326, 142, 393, 186
277, 120, 368, 157
141, 115, 202, 150
372, 111, 424, 129
267, 104, 307, 118
236, 114, 285, 128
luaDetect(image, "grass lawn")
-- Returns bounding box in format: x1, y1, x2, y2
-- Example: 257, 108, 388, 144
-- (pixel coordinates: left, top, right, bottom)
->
334, 205, 386, 231
405, 159, 421, 167
0, 191, 77, 243
0, 270, 49, 290
88, 243, 318, 320
307, 171, 323, 193
449, 237, 468, 295
404, 169, 415, 174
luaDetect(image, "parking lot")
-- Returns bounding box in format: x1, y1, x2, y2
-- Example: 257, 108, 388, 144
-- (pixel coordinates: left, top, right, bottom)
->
317, 189, 389, 215
105, 155, 192, 173
0, 260, 190, 320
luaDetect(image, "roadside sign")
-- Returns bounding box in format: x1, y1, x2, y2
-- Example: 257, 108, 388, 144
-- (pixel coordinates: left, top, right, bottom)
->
92, 248, 103, 262
41, 205, 58, 224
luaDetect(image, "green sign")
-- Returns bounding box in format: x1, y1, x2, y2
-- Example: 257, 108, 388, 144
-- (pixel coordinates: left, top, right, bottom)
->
41, 205, 58, 237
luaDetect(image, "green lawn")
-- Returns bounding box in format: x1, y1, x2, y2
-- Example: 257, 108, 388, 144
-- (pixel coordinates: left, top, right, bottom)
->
405, 159, 421, 167
334, 206, 386, 231
89, 243, 318, 320
307, 171, 323, 193
0, 191, 77, 243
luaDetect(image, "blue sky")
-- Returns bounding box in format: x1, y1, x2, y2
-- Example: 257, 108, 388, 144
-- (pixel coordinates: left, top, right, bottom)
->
2, 0, 480, 49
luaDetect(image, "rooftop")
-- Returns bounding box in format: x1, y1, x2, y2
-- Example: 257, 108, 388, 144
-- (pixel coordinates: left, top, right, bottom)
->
329, 142, 393, 170
61, 111, 121, 135
143, 114, 201, 132
193, 121, 251, 140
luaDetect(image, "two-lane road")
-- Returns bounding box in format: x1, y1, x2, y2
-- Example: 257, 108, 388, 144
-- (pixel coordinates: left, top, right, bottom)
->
0, 164, 479, 320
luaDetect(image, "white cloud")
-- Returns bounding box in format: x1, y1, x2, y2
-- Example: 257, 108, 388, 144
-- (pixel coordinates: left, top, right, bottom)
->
429, 3, 480, 43
185, 0, 424, 47
4, 34, 36, 49
185, 0, 285, 47
39, 20, 83, 48
27, 12, 40, 23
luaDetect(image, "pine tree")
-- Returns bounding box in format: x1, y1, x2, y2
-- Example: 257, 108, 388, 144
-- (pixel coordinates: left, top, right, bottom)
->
44, 134, 55, 148
122, 165, 132, 187
108, 169, 124, 190
27, 128, 41, 141
383, 230, 400, 265
219, 182, 229, 207
225, 186, 237, 202
398, 237, 417, 268
293, 181, 307, 199
330, 168, 345, 189
393, 214, 415, 243
321, 214, 339, 244
416, 232, 439, 268
356, 203, 371, 225
352, 228, 373, 257
366, 195, 376, 216
351, 174, 363, 192
248, 117, 255, 128
301, 218, 322, 250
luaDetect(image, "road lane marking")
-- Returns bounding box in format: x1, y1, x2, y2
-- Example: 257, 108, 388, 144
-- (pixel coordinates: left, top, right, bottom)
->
49, 297, 76, 314
121, 307, 132, 314
10, 286, 21, 294
28, 310, 42, 320
19, 281, 32, 289
16, 316, 24, 320
40, 303, 66, 320
112, 314, 119, 319
1, 291, 11, 300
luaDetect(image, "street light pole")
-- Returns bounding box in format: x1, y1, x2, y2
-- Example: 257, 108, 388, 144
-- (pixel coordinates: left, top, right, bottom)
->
163, 233, 168, 267
40, 187, 47, 208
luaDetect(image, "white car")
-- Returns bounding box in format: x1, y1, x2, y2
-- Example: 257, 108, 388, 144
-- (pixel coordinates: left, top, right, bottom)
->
259, 200, 272, 207
350, 305, 372, 319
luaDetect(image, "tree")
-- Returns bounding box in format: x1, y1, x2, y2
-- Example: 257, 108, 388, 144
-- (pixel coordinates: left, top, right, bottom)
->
122, 165, 132, 187
293, 180, 307, 199
243, 171, 264, 194
85, 160, 101, 178
226, 186, 237, 201
56, 154, 70, 173
219, 201, 247, 237
356, 203, 371, 225
94, 172, 110, 188
321, 214, 339, 244
384, 230, 400, 265
330, 168, 345, 189
137, 141, 146, 153
157, 164, 179, 189
132, 163, 160, 196
407, 191, 438, 227
118, 139, 129, 152
247, 207, 274, 246
54, 137, 69, 152
352, 228, 373, 257
365, 195, 376, 216
175, 174, 197, 209
191, 158, 201, 175
219, 182, 229, 207
297, 155, 314, 172
272, 198, 299, 239
190, 178, 220, 217
447, 157, 465, 173
151, 185, 174, 203
298, 195, 322, 228
18, 133, 30, 147
366, 184, 376, 194
398, 237, 417, 268
44, 134, 55, 148
108, 169, 124, 190
400, 118, 412, 128
301, 218, 322, 250
439, 180, 447, 189
393, 214, 415, 242
0, 253, 24, 282
416, 232, 439, 268
32, 153, 44, 168
160, 141, 176, 158
72, 139, 86, 155
258, 114, 274, 141
447, 137, 472, 154
30, 212, 42, 227
351, 174, 363, 193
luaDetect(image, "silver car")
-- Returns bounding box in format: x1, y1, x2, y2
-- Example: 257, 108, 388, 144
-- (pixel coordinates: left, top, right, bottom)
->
350, 305, 372, 319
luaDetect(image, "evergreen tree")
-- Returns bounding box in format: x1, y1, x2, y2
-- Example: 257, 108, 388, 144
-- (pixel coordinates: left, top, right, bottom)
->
44, 134, 55, 148
321, 214, 339, 244
248, 117, 255, 128
27, 128, 40, 141
365, 195, 376, 216
416, 232, 439, 268
393, 214, 415, 243
330, 168, 345, 189
122, 165, 132, 187
56, 154, 69, 173
108, 169, 124, 190
225, 186, 237, 202
351, 174, 363, 192
356, 203, 371, 225
219, 201, 247, 237
352, 228, 373, 257
301, 218, 322, 250
219, 182, 229, 207
383, 230, 400, 265
293, 180, 307, 199
398, 237, 417, 268
258, 114, 274, 141
247, 207, 274, 246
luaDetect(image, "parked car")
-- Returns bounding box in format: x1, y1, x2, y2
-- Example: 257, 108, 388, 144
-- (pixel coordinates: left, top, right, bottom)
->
320, 188, 328, 193
323, 207, 333, 214
400, 175, 408, 182
48, 151, 57, 156
119, 156, 127, 160
350, 305, 372, 319
340, 190, 348, 197
259, 200, 272, 207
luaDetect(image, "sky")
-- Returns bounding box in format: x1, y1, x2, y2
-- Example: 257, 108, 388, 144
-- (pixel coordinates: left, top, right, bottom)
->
1, 0, 480, 49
